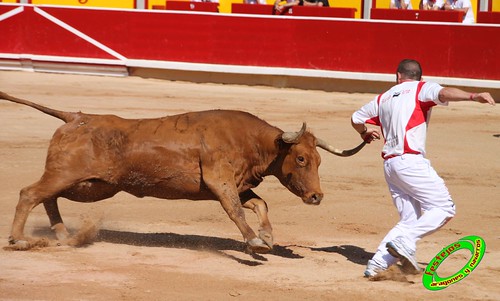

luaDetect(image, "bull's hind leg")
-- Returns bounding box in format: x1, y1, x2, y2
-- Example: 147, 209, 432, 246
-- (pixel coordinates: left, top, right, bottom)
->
241, 190, 273, 249
9, 173, 112, 249
43, 199, 70, 241
47, 179, 120, 241
9, 179, 57, 248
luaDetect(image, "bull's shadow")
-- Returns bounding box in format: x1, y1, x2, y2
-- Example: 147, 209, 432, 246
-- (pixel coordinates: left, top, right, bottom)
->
310, 245, 374, 265
96, 229, 303, 266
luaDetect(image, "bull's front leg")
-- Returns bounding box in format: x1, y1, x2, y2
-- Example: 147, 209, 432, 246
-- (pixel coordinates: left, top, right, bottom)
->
241, 190, 273, 250
200, 152, 271, 253
220, 193, 271, 253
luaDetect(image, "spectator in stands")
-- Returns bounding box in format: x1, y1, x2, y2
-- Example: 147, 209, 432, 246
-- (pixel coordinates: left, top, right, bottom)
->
419, 0, 444, 10
274, 0, 300, 13
245, 0, 267, 4
303, 0, 329, 7
274, 0, 328, 14
390, 0, 412, 9
444, 0, 475, 23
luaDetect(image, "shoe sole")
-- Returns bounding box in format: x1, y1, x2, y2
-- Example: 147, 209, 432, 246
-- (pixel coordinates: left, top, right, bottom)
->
386, 242, 421, 274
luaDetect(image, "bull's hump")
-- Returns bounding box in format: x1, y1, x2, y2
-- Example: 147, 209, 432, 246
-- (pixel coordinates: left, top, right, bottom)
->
136, 110, 272, 135
184, 110, 275, 131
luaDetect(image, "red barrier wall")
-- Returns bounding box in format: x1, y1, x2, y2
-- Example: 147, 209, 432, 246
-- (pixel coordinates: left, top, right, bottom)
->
1, 4, 499, 81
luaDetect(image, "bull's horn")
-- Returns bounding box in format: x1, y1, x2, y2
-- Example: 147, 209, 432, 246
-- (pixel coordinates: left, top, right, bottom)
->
282, 122, 307, 144
316, 138, 367, 157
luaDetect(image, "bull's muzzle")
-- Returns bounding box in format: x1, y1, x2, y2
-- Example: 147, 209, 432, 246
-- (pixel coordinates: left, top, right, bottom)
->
303, 192, 323, 205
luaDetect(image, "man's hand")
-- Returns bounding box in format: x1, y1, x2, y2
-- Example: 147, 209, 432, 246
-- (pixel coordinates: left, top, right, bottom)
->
361, 128, 381, 144
471, 92, 496, 106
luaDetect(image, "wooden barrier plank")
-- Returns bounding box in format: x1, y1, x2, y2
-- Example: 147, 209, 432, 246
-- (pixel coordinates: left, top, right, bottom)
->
371, 8, 464, 23
166, 1, 219, 12
292, 6, 356, 18
231, 3, 274, 15
477, 11, 500, 24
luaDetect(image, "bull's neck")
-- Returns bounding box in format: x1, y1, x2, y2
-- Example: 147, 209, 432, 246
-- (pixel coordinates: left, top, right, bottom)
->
240, 126, 287, 188
259, 130, 285, 179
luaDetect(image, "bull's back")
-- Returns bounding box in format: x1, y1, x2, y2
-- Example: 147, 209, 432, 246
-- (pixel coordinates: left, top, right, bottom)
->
129, 110, 278, 146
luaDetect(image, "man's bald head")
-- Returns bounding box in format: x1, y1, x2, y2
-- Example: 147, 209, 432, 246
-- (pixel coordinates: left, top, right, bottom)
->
397, 59, 422, 82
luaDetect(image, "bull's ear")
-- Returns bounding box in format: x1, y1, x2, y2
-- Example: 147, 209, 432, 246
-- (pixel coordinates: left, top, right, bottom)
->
281, 122, 307, 144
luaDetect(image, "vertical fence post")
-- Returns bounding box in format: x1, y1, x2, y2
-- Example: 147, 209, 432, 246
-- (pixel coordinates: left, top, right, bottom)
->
364, 0, 373, 19
479, 0, 489, 12
136, 0, 146, 9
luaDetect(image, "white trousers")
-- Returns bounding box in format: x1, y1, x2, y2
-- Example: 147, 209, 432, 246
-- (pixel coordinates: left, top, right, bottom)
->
371, 154, 456, 268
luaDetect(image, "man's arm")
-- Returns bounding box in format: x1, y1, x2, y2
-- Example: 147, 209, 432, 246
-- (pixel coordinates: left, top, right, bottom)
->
351, 98, 382, 143
432, 0, 445, 10
444, 4, 469, 14
351, 118, 381, 143
438, 87, 496, 105
302, 0, 319, 6
275, 0, 300, 11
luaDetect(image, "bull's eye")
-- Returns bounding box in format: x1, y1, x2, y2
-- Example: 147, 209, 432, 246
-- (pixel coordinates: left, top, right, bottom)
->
296, 156, 305, 165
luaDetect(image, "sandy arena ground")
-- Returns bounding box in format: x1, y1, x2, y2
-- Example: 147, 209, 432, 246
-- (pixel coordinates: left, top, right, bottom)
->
0, 70, 498, 300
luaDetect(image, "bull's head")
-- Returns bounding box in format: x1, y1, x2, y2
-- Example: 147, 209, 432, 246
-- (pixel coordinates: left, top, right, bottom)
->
277, 123, 366, 205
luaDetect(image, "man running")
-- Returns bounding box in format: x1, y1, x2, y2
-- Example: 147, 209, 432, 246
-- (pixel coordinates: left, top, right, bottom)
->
351, 59, 495, 277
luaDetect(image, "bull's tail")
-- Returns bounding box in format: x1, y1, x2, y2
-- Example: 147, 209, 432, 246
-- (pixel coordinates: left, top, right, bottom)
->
0, 91, 77, 123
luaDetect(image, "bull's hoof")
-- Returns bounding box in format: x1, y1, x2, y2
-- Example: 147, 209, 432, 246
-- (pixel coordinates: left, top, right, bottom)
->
258, 230, 274, 249
6, 239, 30, 251
51, 223, 70, 241
5, 237, 51, 251
8, 236, 16, 245
246, 237, 272, 254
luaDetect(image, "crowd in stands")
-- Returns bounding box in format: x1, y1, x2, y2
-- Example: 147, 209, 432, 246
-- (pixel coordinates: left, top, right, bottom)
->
267, 0, 475, 23
390, 0, 475, 23
273, 0, 329, 14
183, 0, 481, 24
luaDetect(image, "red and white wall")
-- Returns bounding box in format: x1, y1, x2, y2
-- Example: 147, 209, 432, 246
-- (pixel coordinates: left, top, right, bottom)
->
0, 3, 499, 90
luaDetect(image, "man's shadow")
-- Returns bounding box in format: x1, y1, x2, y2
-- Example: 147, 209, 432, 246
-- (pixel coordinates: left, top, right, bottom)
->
96, 229, 303, 266
310, 245, 374, 265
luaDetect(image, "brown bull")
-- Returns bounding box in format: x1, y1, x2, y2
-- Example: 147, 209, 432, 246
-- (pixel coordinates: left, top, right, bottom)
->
0, 91, 365, 253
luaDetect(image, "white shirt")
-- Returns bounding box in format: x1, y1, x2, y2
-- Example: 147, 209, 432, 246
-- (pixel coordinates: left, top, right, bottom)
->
447, 0, 475, 23
422, 0, 445, 9
352, 81, 447, 159
391, 0, 413, 9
